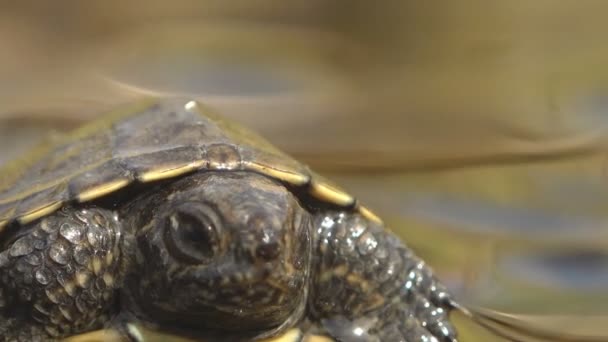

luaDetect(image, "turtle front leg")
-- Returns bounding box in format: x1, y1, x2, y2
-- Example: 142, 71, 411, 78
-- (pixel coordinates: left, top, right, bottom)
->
0, 206, 126, 341
308, 212, 458, 342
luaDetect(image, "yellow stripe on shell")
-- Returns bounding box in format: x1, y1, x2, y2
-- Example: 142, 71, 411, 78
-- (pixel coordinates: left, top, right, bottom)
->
358, 205, 383, 225
309, 180, 355, 207
244, 161, 310, 186
136, 160, 206, 183
16, 200, 64, 225
77, 178, 132, 203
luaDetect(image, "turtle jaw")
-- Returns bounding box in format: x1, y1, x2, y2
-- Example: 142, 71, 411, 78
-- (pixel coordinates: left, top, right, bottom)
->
141, 239, 310, 333
126, 258, 309, 337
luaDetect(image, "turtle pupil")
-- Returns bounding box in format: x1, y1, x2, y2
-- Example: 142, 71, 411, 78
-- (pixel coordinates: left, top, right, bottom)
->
179, 213, 214, 257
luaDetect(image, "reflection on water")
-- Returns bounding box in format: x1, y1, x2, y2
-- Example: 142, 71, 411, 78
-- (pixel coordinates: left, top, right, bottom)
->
2, 2, 608, 341
333, 154, 608, 341
5, 115, 608, 342
502, 249, 608, 292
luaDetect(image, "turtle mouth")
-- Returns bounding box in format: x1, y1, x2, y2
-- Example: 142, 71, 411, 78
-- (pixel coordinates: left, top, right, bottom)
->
146, 262, 303, 334
200, 260, 297, 299
163, 260, 304, 321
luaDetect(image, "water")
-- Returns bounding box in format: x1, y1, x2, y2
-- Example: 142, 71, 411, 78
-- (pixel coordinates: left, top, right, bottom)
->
3, 3, 608, 340
4, 115, 608, 342
332, 153, 608, 341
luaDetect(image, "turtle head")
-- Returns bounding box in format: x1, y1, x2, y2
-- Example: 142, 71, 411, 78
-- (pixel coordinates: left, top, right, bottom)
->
126, 172, 312, 337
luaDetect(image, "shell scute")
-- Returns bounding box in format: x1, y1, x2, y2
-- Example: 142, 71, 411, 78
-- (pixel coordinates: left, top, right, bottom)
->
0, 98, 369, 232
69, 160, 134, 203
121, 146, 205, 183
13, 182, 67, 225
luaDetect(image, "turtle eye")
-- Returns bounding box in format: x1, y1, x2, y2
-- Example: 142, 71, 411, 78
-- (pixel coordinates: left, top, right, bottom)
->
163, 202, 222, 264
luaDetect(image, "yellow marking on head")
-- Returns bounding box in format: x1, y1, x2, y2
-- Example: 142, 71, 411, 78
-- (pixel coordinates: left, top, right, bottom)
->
137, 160, 205, 183
77, 179, 132, 203
17, 201, 64, 225
358, 205, 383, 225
244, 161, 310, 186
309, 181, 354, 207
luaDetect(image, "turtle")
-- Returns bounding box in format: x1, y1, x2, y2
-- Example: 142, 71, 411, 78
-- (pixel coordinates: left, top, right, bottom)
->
0, 98, 459, 342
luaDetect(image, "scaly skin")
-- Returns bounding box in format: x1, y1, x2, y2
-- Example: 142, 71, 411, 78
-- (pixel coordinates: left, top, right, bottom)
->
0, 172, 458, 341
0, 207, 125, 341
307, 212, 457, 341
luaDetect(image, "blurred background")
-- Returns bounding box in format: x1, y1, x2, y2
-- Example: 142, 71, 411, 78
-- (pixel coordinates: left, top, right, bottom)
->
2, 1, 608, 341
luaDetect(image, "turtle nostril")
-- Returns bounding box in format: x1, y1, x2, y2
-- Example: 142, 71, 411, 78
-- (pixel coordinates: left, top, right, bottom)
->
255, 241, 281, 261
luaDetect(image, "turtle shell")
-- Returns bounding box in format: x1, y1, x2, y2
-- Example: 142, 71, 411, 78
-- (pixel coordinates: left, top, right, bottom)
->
0, 98, 380, 234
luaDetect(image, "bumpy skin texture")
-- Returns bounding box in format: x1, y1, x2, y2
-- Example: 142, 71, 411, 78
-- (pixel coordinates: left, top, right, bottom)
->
0, 207, 123, 341
0, 172, 457, 341
308, 212, 457, 341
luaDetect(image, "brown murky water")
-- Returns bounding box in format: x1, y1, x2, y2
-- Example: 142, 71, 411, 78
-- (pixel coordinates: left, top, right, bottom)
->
3, 2, 608, 341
